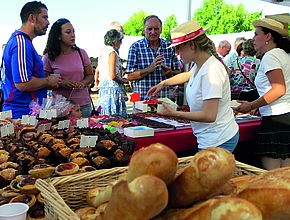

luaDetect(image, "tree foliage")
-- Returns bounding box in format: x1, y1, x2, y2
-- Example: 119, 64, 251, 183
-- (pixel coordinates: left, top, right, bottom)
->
193, 0, 262, 35
123, 11, 178, 39
162, 15, 178, 41
123, 10, 148, 36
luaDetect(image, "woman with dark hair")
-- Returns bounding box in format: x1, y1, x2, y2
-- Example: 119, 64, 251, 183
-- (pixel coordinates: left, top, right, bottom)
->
148, 20, 239, 152
229, 39, 260, 100
97, 29, 128, 116
234, 18, 290, 170
42, 18, 94, 118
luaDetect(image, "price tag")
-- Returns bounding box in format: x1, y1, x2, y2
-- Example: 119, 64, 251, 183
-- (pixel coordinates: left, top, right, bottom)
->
0, 123, 14, 137
21, 115, 38, 126
76, 118, 89, 128
0, 110, 12, 119
80, 135, 98, 148
39, 109, 57, 120
37, 123, 52, 133
58, 120, 70, 129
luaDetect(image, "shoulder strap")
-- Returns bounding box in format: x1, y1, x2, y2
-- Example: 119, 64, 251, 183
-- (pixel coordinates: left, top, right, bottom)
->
76, 47, 96, 113
236, 58, 255, 86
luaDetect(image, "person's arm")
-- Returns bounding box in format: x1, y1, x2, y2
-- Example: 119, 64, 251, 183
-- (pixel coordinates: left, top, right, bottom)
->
79, 64, 94, 87
234, 69, 285, 113
15, 75, 60, 92
109, 52, 128, 84
159, 98, 219, 123
147, 71, 191, 97
127, 54, 165, 81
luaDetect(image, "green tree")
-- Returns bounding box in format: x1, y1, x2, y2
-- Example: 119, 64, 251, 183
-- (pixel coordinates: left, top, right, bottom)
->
123, 10, 148, 36
193, 0, 262, 35
162, 15, 178, 41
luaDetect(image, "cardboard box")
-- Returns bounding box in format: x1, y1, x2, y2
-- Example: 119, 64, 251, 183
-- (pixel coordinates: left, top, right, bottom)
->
124, 126, 154, 138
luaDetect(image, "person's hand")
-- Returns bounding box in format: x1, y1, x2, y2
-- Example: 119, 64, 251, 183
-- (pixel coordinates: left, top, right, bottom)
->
160, 64, 173, 76
47, 75, 61, 90
121, 78, 129, 84
60, 80, 79, 89
147, 81, 165, 97
232, 100, 252, 114
148, 54, 164, 72
158, 102, 176, 117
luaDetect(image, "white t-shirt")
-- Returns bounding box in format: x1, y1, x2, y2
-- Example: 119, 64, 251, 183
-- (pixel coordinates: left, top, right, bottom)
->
186, 56, 238, 149
255, 48, 290, 116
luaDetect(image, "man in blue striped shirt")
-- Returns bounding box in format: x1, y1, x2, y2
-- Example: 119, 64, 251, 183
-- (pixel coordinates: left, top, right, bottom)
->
1, 1, 60, 119
125, 15, 180, 100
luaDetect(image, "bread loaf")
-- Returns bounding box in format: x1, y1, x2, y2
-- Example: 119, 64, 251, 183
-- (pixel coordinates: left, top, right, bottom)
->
87, 143, 177, 208
238, 167, 290, 220
153, 196, 262, 220
98, 175, 168, 220
127, 143, 178, 184
169, 147, 236, 208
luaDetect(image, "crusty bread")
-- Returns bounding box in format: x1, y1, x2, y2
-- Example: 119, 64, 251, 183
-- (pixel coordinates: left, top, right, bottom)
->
127, 143, 178, 184
169, 147, 236, 208
98, 175, 168, 220
238, 167, 290, 220
87, 143, 177, 208
153, 196, 262, 220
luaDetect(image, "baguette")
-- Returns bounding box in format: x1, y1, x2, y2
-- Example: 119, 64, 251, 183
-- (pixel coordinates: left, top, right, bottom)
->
154, 196, 262, 220
238, 167, 290, 220
169, 147, 236, 208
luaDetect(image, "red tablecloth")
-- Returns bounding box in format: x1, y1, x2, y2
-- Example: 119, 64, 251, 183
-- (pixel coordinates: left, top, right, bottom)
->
133, 119, 261, 153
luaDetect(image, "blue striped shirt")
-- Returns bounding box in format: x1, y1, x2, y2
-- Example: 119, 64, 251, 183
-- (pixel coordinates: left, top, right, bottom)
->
126, 37, 180, 100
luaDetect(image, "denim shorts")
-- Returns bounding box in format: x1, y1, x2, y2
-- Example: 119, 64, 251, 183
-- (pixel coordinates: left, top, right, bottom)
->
218, 132, 239, 153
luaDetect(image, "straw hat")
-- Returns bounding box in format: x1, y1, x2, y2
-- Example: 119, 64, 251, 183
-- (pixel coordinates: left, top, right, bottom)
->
252, 17, 288, 37
168, 20, 208, 48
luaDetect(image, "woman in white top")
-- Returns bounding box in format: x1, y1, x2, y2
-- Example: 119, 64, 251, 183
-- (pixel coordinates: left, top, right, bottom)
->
234, 18, 290, 170
97, 29, 128, 116
147, 20, 239, 152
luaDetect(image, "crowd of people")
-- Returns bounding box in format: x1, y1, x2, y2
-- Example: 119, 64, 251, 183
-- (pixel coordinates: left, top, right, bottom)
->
0, 1, 289, 170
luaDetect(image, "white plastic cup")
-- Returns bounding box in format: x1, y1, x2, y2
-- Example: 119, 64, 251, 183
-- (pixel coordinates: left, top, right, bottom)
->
0, 203, 29, 220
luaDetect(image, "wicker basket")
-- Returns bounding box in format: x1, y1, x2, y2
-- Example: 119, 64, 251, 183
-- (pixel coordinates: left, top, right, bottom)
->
35, 156, 266, 220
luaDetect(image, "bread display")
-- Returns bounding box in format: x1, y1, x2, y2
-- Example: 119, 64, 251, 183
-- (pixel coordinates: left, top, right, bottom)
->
87, 143, 178, 208
168, 147, 236, 208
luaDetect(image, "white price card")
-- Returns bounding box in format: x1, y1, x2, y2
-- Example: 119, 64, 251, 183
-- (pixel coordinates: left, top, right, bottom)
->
21, 115, 38, 126
0, 123, 14, 137
58, 120, 70, 129
0, 110, 12, 119
80, 135, 98, 148
37, 123, 52, 133
39, 109, 57, 120
76, 118, 89, 128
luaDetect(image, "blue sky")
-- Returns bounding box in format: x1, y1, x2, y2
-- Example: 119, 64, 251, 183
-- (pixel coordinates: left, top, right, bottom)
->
0, 0, 289, 57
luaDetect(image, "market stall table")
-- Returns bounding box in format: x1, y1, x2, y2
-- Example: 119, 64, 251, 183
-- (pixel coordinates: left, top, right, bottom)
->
133, 118, 261, 153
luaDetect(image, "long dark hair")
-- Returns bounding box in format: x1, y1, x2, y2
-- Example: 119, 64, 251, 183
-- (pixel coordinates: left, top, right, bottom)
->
261, 27, 290, 53
43, 18, 75, 61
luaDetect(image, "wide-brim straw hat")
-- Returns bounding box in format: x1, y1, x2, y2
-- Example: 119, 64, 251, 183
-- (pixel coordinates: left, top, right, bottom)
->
167, 20, 208, 48
252, 17, 288, 37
